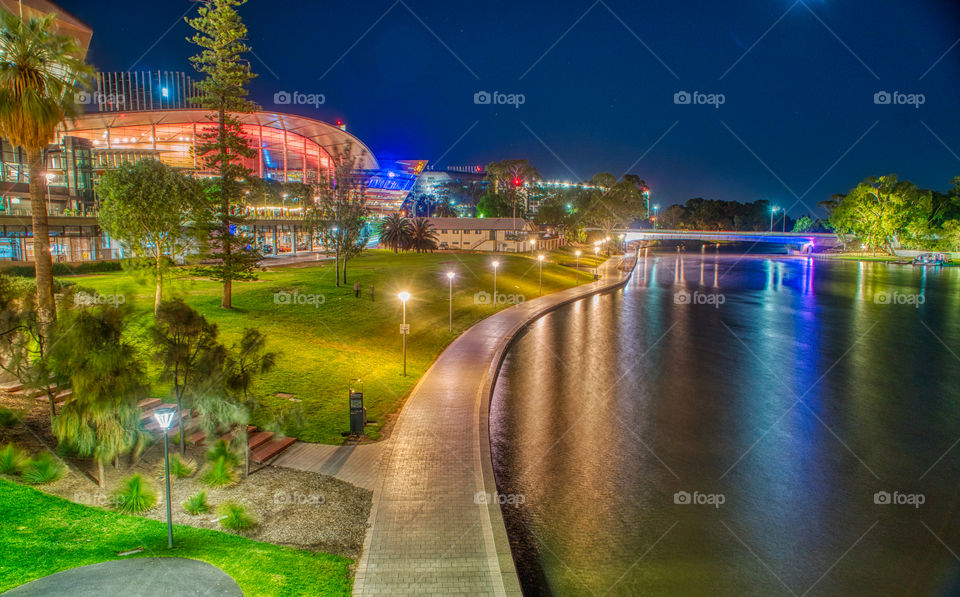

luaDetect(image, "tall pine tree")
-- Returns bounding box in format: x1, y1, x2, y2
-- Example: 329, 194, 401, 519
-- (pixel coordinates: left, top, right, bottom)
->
186, 0, 261, 309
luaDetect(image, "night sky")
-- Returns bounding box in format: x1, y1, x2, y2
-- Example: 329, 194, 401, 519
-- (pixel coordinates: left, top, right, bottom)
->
58, 0, 960, 215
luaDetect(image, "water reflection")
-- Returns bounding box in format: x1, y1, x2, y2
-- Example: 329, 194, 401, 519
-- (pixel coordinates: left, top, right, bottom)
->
490, 253, 960, 596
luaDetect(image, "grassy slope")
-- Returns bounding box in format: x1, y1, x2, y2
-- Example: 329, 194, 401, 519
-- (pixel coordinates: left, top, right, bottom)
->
0, 479, 351, 596
64, 248, 604, 443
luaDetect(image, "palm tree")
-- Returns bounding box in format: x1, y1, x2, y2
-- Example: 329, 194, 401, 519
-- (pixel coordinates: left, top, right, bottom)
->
0, 12, 93, 336
408, 218, 439, 253
379, 212, 412, 252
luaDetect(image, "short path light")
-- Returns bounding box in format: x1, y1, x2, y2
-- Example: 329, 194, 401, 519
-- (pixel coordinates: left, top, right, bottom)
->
398, 292, 410, 376
153, 407, 176, 549
446, 272, 455, 332
538, 254, 545, 296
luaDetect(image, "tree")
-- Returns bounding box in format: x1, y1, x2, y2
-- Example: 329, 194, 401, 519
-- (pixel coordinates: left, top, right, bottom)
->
432, 201, 457, 218
831, 175, 927, 254
475, 192, 513, 218
97, 160, 204, 313
582, 173, 647, 244
48, 305, 147, 488
314, 146, 369, 285
187, 0, 261, 309
379, 213, 412, 252
408, 218, 439, 253
223, 328, 276, 476
0, 11, 94, 339
485, 159, 540, 219
153, 299, 221, 456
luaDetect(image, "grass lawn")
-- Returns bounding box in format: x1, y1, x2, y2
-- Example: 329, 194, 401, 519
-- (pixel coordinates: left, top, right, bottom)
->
0, 479, 351, 596
62, 247, 606, 443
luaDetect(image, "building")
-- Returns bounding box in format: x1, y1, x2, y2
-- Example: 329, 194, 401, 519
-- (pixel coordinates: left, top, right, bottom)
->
428, 218, 547, 252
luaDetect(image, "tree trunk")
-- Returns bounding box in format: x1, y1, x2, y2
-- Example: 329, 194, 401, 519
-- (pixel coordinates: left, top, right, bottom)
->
335, 250, 340, 286
154, 251, 163, 314
97, 459, 105, 489
343, 257, 348, 284
222, 278, 232, 309
28, 147, 55, 341
176, 392, 185, 456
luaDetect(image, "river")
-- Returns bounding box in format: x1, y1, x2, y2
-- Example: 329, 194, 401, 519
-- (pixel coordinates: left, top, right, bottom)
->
490, 248, 960, 596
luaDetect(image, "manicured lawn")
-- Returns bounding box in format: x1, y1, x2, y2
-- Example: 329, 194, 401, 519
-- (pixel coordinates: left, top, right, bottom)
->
0, 479, 351, 596
63, 248, 604, 443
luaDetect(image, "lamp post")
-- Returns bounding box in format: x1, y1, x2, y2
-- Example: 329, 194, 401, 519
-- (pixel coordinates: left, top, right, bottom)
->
594, 246, 600, 278
153, 408, 176, 549
575, 250, 581, 282
538, 254, 545, 296
398, 292, 410, 376
529, 238, 536, 253
782, 210, 787, 233
446, 272, 454, 332
770, 206, 779, 232
653, 205, 659, 229
492, 260, 499, 305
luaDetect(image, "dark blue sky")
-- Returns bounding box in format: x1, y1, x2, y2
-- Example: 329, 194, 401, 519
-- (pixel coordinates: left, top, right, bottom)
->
60, 0, 960, 215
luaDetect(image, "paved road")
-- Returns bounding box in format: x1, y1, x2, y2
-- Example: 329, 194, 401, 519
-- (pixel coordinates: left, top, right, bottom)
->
4, 558, 242, 596
352, 253, 636, 596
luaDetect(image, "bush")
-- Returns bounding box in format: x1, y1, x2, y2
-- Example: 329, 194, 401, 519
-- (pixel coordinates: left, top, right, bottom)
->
183, 490, 209, 515
22, 453, 66, 484
206, 440, 239, 467
201, 455, 236, 487
111, 474, 157, 514
218, 501, 255, 531
0, 443, 28, 475
0, 407, 21, 428
170, 454, 195, 479
0, 260, 125, 277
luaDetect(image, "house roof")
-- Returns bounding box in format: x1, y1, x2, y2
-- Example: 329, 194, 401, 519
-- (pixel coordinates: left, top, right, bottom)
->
426, 217, 533, 231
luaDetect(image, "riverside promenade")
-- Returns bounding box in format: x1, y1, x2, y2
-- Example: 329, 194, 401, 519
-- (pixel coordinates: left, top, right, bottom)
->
351, 252, 638, 596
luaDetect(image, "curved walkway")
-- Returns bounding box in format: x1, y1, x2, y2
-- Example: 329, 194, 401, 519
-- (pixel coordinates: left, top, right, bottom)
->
352, 253, 637, 596
4, 558, 242, 596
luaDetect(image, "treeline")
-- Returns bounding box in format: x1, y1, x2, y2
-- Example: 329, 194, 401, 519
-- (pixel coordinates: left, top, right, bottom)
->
822, 175, 960, 253
655, 198, 829, 232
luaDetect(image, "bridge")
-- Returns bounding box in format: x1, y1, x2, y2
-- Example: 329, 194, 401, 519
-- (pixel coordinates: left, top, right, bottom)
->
618, 229, 841, 251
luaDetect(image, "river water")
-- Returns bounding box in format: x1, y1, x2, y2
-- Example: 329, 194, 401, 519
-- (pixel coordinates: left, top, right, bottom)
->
490, 249, 960, 596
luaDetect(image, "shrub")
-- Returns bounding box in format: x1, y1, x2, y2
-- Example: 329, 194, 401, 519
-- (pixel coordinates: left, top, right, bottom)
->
206, 440, 239, 467
111, 473, 158, 514
0, 407, 21, 428
169, 454, 195, 479
22, 453, 66, 484
218, 501, 255, 531
0, 443, 28, 475
201, 455, 236, 487
183, 490, 209, 515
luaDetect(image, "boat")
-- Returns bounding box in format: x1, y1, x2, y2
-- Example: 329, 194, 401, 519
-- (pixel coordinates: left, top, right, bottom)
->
912, 253, 952, 266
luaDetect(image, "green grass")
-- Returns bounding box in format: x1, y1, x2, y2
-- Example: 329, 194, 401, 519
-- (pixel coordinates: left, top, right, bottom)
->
62, 248, 604, 443
0, 479, 351, 596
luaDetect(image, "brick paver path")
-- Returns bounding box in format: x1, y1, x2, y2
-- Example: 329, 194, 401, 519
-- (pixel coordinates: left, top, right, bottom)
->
353, 254, 636, 596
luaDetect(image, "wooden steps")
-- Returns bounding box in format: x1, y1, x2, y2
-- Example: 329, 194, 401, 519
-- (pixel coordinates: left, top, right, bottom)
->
246, 431, 273, 450
137, 397, 163, 410
250, 437, 297, 464
35, 389, 72, 404
0, 382, 24, 393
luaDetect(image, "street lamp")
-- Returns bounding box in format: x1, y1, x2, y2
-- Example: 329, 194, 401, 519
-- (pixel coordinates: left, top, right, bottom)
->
492, 260, 500, 305
446, 272, 455, 332
529, 238, 536, 253
575, 250, 582, 282
652, 204, 660, 229
594, 246, 600, 278
537, 254, 545, 296
398, 292, 410, 376
153, 407, 176, 549
770, 205, 779, 232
